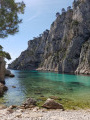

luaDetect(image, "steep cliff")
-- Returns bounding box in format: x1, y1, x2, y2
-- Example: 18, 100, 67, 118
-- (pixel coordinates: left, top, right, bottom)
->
0, 57, 5, 84
8, 0, 90, 74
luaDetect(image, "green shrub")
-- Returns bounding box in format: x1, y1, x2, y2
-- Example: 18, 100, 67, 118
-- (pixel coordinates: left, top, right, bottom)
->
72, 20, 79, 26
0, 51, 11, 60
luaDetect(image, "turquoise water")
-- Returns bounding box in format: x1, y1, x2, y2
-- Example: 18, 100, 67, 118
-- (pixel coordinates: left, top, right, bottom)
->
0, 70, 90, 108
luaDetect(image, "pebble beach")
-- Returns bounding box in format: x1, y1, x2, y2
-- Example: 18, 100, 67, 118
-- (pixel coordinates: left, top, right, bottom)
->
0, 107, 90, 120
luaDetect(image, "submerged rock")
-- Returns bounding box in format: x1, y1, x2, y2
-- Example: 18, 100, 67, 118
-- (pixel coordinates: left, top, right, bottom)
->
42, 98, 64, 109
12, 86, 16, 88
9, 74, 15, 77
49, 96, 62, 100
35, 92, 42, 95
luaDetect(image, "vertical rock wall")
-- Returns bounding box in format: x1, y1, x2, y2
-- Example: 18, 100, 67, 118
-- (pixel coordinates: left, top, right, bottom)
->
0, 57, 5, 84
8, 0, 90, 75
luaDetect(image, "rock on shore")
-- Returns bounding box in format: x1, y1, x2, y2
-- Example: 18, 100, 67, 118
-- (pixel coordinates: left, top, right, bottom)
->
42, 98, 64, 109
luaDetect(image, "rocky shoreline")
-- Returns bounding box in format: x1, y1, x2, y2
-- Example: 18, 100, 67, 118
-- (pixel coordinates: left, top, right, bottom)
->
0, 97, 90, 120
0, 105, 90, 120
0, 92, 89, 120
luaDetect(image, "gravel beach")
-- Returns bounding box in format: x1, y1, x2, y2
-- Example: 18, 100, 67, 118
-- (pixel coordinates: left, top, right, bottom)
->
0, 107, 90, 120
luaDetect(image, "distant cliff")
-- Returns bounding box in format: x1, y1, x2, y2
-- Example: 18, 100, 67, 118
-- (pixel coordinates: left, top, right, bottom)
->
8, 0, 90, 75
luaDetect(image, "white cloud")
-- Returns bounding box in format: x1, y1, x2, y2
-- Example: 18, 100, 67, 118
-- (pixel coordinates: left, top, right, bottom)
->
27, 12, 41, 22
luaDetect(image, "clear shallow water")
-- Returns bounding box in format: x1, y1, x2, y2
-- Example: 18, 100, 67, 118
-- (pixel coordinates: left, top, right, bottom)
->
0, 70, 90, 108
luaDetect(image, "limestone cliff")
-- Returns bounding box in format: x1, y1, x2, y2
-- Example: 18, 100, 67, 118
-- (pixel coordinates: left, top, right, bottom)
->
0, 57, 5, 84
8, 0, 90, 74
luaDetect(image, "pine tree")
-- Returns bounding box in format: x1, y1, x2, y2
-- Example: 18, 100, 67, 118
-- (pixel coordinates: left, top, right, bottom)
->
0, 0, 25, 38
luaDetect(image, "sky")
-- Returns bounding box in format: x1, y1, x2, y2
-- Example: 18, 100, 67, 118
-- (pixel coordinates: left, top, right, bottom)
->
0, 0, 74, 64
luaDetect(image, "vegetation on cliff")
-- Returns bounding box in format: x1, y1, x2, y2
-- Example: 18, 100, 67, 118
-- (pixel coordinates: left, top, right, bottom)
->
9, 0, 90, 74
0, 51, 11, 60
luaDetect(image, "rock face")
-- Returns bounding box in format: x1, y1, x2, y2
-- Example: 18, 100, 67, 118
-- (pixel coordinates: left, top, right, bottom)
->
75, 39, 90, 74
5, 69, 11, 76
5, 69, 15, 77
42, 98, 64, 109
0, 57, 5, 84
8, 0, 90, 74
0, 57, 9, 96
0, 83, 8, 96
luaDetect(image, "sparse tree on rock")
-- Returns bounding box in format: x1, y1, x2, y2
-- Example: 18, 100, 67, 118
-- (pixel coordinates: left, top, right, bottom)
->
39, 34, 42, 37
0, 45, 3, 51
56, 12, 60, 17
62, 8, 66, 13
67, 6, 72, 11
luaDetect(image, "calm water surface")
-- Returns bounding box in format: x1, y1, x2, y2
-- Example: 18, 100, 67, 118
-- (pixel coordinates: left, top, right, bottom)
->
0, 70, 90, 107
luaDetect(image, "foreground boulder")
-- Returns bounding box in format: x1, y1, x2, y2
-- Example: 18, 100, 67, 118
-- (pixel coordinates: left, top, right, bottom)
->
0, 83, 8, 96
21, 98, 37, 109
42, 98, 64, 109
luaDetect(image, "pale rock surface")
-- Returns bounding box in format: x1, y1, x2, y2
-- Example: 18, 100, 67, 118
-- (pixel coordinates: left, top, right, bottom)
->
8, 0, 90, 75
0, 107, 90, 120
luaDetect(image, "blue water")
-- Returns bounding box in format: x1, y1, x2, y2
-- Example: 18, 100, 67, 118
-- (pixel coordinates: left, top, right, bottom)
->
0, 70, 90, 108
